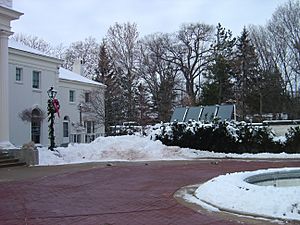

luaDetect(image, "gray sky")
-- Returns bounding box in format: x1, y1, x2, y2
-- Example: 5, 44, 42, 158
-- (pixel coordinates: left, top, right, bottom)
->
12, 0, 287, 46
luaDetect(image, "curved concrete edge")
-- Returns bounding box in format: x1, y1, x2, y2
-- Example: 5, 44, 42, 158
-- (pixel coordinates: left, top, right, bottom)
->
245, 169, 300, 184
173, 183, 298, 225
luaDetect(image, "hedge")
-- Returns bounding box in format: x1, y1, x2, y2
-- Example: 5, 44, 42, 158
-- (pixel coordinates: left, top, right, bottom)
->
151, 120, 300, 154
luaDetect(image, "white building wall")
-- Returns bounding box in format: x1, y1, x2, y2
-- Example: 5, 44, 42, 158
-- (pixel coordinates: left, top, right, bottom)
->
57, 80, 105, 146
8, 48, 60, 147
8, 46, 105, 148
0, 5, 22, 148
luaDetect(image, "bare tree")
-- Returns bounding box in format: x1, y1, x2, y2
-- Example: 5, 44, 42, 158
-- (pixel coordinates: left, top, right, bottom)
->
80, 88, 105, 128
161, 23, 214, 105
139, 33, 180, 122
267, 0, 300, 97
62, 37, 100, 79
249, 25, 276, 72
249, 25, 287, 115
11, 33, 65, 59
106, 22, 140, 121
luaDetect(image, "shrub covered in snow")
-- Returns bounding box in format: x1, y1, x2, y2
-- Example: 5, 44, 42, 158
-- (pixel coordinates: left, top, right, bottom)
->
285, 126, 300, 153
151, 120, 289, 154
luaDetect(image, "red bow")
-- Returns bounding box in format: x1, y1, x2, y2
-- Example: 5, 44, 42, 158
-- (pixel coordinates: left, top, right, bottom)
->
53, 98, 60, 118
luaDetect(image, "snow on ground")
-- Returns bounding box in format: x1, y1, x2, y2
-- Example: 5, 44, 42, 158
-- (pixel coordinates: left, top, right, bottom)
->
191, 167, 300, 221
39, 135, 300, 166
39, 135, 182, 165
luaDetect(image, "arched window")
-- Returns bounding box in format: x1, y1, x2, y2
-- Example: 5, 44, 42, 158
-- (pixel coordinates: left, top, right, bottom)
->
31, 108, 42, 143
63, 116, 70, 138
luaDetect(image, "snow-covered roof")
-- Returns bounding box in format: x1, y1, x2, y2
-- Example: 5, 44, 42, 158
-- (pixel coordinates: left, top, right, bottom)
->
8, 39, 53, 58
8, 39, 104, 87
59, 67, 104, 86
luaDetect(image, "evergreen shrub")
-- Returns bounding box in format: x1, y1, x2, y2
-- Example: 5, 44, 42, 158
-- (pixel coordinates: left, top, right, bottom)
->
152, 120, 288, 154
285, 126, 300, 153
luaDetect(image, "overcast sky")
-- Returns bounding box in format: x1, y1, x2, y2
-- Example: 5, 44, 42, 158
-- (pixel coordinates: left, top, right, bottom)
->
12, 0, 287, 46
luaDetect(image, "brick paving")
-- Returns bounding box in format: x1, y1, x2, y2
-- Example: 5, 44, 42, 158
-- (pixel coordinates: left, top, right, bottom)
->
0, 159, 299, 225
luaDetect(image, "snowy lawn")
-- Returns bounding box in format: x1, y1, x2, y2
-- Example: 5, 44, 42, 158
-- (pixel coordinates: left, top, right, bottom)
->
191, 167, 300, 221
39, 135, 300, 166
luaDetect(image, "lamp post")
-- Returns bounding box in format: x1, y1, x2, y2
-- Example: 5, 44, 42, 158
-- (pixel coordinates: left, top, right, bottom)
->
47, 87, 58, 151
78, 103, 83, 126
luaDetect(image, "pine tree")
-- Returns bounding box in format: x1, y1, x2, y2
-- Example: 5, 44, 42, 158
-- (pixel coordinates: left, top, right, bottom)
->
135, 83, 152, 126
95, 40, 123, 132
202, 23, 236, 105
234, 27, 260, 120
257, 68, 286, 114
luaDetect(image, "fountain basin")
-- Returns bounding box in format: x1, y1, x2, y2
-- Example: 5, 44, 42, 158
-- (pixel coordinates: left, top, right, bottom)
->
194, 167, 300, 221
245, 169, 300, 187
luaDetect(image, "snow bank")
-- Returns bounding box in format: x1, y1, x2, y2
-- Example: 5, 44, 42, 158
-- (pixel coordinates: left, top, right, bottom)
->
38, 135, 300, 166
39, 135, 184, 165
194, 167, 300, 221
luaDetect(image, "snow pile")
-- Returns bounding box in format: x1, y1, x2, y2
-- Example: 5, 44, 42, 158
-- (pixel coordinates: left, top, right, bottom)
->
39, 135, 185, 165
194, 167, 300, 221
38, 135, 300, 166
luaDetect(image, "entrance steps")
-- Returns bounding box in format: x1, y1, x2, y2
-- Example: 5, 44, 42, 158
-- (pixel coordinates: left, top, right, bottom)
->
0, 151, 26, 168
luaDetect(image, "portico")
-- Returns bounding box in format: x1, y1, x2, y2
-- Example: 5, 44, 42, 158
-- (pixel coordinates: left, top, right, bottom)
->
0, 1, 22, 149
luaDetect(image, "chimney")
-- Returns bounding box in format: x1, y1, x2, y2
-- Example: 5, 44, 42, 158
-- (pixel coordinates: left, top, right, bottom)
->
72, 59, 84, 76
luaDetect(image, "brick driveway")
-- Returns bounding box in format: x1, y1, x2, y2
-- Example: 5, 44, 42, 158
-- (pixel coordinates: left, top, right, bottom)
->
0, 159, 299, 225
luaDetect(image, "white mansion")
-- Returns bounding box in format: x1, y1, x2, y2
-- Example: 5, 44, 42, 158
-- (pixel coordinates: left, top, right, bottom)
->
0, 1, 105, 148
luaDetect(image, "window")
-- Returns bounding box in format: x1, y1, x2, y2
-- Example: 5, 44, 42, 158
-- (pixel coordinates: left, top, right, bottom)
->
84, 121, 95, 134
85, 92, 90, 103
63, 116, 70, 138
32, 71, 41, 89
31, 108, 42, 144
16, 67, 22, 82
72, 134, 81, 143
69, 90, 75, 102
63, 122, 69, 137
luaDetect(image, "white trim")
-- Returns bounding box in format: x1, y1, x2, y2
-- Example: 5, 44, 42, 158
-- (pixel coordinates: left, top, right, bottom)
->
60, 78, 106, 88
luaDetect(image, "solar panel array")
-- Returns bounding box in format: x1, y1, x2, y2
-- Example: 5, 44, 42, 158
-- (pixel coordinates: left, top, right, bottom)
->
170, 104, 235, 122
170, 107, 188, 122
184, 107, 202, 122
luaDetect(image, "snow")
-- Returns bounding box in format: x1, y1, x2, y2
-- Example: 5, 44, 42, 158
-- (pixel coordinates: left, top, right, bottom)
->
193, 167, 300, 221
8, 39, 53, 58
59, 67, 104, 86
38, 135, 300, 166
0, 141, 17, 149
39, 135, 183, 165
8, 39, 105, 86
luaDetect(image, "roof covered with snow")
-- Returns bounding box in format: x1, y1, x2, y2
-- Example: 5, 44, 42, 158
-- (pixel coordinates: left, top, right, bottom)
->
8, 39, 105, 87
59, 67, 104, 86
8, 39, 55, 58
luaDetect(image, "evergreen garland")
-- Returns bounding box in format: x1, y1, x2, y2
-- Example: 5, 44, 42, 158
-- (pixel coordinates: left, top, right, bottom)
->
47, 99, 55, 151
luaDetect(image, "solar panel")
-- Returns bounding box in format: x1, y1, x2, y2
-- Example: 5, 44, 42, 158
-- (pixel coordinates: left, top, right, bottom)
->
170, 107, 188, 122
216, 104, 234, 121
170, 104, 235, 123
199, 105, 217, 122
184, 107, 202, 122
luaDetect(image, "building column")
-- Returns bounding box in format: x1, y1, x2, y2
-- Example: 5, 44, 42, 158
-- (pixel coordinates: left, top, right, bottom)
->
0, 30, 13, 149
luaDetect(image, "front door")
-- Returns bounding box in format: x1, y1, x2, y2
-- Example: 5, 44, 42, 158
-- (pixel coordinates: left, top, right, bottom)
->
31, 109, 41, 144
